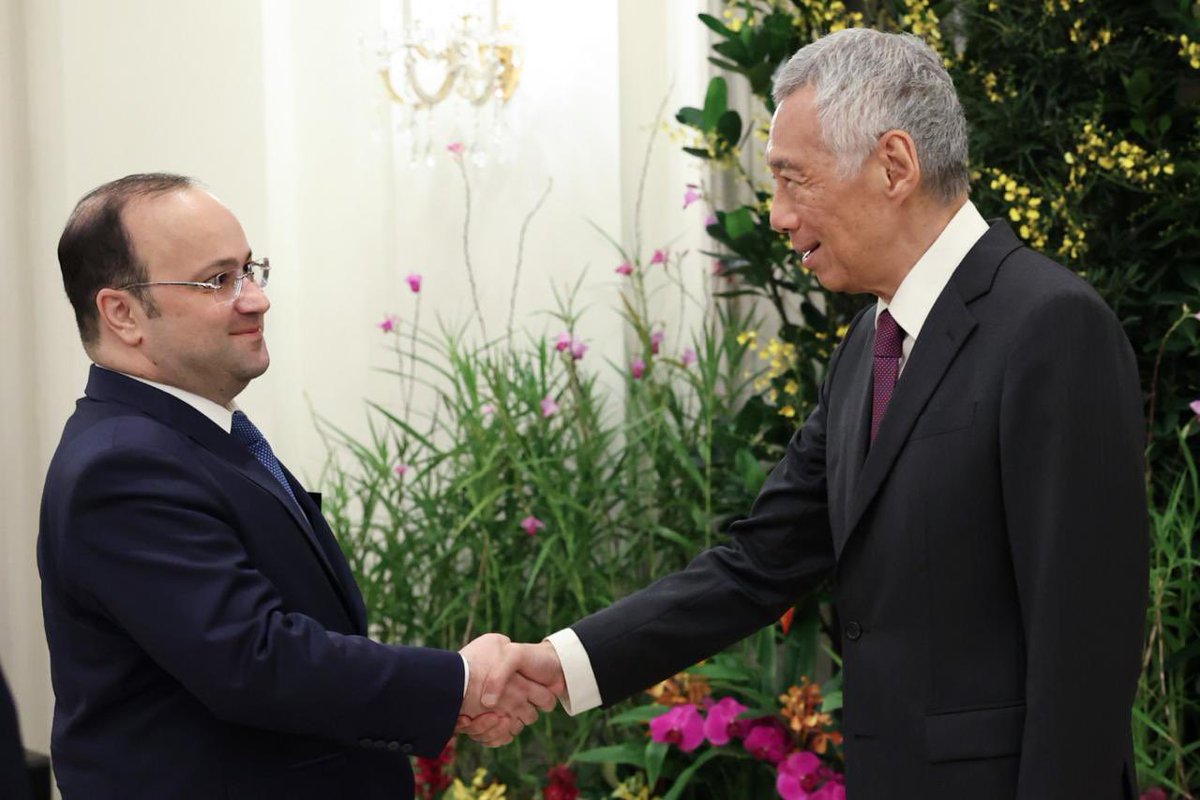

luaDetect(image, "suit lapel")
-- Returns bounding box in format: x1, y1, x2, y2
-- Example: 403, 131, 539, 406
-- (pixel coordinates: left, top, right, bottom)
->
83, 367, 358, 621
839, 293, 976, 554
828, 326, 873, 549
836, 222, 1023, 557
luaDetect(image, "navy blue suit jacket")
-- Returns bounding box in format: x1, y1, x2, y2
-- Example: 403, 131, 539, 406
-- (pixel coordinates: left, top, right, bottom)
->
39, 366, 463, 799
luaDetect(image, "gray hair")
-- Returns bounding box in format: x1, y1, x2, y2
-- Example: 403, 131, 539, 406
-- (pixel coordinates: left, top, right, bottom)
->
772, 28, 969, 204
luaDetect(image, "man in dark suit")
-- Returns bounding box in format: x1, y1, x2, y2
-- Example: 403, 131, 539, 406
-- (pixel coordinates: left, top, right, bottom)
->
39, 173, 550, 799
473, 29, 1149, 798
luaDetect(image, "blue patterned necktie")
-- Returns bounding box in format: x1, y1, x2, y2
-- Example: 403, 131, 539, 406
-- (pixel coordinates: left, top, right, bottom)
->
231, 410, 302, 511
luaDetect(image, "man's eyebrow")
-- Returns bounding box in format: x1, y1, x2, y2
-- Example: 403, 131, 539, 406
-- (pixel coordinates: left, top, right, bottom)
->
767, 156, 800, 173
193, 252, 252, 280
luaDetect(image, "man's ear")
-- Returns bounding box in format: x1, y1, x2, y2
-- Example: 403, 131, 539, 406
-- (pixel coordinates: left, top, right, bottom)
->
95, 288, 144, 346
877, 129, 921, 200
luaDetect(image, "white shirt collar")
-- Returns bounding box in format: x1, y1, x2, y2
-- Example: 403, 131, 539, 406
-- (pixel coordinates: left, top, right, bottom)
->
101, 366, 238, 433
875, 199, 990, 342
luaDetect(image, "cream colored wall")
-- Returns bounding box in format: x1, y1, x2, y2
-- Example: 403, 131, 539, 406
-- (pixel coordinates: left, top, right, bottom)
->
0, 0, 716, 775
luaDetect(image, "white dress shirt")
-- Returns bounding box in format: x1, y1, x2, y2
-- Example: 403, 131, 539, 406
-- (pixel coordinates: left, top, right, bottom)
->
546, 200, 991, 715
101, 366, 472, 697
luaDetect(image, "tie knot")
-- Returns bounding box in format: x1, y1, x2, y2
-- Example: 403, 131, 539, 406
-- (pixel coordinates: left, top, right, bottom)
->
231, 410, 265, 448
874, 310, 904, 359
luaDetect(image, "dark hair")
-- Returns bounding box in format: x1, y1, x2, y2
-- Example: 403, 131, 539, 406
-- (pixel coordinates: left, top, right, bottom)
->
57, 172, 195, 345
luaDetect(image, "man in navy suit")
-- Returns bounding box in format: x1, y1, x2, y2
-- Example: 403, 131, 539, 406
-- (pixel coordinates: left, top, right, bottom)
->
474, 29, 1148, 799
38, 174, 550, 799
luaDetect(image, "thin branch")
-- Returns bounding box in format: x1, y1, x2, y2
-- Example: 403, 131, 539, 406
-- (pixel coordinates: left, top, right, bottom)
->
507, 178, 554, 342
453, 156, 489, 341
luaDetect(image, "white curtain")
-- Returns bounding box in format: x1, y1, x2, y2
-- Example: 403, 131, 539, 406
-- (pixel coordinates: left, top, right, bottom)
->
0, 0, 718, 763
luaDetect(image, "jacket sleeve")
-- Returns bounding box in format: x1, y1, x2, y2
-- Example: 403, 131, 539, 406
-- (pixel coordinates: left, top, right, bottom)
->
998, 288, 1148, 797
53, 442, 463, 757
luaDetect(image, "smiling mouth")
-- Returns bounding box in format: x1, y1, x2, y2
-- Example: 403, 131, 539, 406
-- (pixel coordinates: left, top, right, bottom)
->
800, 243, 821, 264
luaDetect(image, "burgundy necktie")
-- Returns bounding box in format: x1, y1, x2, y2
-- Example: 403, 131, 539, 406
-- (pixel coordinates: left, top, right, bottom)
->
871, 309, 903, 443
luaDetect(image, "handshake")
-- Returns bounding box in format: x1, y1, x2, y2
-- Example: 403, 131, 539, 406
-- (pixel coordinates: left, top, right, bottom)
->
457, 634, 567, 746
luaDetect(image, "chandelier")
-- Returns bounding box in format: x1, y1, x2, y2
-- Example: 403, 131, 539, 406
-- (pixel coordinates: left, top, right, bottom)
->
375, 0, 522, 166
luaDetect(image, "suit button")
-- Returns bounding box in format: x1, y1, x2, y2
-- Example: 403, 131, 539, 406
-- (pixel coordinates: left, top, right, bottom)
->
358, 738, 372, 748
401, 744, 413, 755
845, 621, 863, 641
386, 742, 400, 752
374, 740, 388, 749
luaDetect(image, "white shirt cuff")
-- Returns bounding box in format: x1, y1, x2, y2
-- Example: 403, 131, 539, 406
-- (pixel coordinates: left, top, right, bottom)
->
461, 654, 470, 698
545, 628, 602, 716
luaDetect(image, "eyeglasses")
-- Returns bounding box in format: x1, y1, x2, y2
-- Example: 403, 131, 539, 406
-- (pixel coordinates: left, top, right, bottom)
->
118, 259, 270, 304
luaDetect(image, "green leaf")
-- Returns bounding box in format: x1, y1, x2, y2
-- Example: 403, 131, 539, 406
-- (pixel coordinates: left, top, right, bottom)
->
570, 742, 647, 768
661, 749, 723, 800
734, 447, 767, 494
608, 705, 668, 725
724, 207, 755, 239
697, 13, 734, 38
689, 662, 755, 682
676, 106, 704, 130
717, 110, 743, 147
702, 77, 729, 132
645, 740, 670, 787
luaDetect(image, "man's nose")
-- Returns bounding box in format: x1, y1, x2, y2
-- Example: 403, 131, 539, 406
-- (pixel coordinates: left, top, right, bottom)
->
769, 193, 796, 234
234, 277, 270, 313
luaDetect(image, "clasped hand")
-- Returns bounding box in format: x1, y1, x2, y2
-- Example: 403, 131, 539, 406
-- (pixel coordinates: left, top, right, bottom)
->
457, 634, 566, 746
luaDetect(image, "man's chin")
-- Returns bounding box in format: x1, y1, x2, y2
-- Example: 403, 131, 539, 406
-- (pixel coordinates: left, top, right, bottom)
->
238, 354, 270, 382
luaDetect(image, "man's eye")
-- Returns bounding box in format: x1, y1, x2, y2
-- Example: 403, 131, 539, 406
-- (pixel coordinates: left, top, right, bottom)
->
209, 271, 232, 287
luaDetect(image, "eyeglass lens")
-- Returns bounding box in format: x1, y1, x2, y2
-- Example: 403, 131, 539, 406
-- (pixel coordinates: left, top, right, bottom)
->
214, 262, 269, 302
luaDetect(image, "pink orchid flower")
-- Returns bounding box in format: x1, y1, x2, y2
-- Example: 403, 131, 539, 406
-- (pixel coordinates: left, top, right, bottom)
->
650, 248, 669, 265
649, 704, 705, 752
540, 395, 560, 418
810, 782, 847, 800
447, 142, 464, 155
570, 339, 588, 360
631, 358, 646, 380
650, 330, 665, 355
704, 213, 718, 229
555, 331, 572, 352
1191, 399, 1200, 420
776, 751, 822, 800
681, 347, 698, 368
703, 697, 747, 746
683, 184, 702, 209
406, 273, 423, 293
393, 464, 411, 478
481, 404, 496, 416
615, 261, 633, 276
378, 314, 399, 334
743, 723, 788, 764
519, 515, 544, 536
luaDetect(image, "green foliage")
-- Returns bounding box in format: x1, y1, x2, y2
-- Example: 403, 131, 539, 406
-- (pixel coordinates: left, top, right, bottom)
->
320, 277, 772, 788
1136, 431, 1200, 796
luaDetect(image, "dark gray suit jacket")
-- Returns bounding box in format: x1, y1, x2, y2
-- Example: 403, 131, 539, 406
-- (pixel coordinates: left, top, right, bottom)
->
571, 222, 1148, 799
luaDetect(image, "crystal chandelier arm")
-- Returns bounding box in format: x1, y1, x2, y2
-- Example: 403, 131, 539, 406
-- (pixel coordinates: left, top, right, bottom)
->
405, 48, 461, 108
